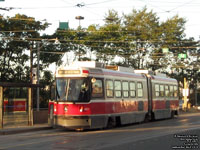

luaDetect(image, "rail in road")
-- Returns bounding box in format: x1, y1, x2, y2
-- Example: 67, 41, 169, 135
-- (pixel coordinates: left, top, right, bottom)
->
0, 112, 199, 150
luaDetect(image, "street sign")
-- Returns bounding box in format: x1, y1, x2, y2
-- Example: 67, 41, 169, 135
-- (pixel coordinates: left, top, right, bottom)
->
59, 22, 69, 30
183, 89, 189, 96
178, 53, 187, 59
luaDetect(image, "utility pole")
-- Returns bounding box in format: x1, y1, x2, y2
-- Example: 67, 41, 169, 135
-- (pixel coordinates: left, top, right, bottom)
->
37, 42, 40, 111
75, 16, 84, 60
183, 78, 188, 111
29, 45, 34, 125
30, 45, 33, 83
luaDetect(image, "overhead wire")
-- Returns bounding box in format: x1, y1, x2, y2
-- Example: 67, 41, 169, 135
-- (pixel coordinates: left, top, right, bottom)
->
85, 0, 120, 6
166, 0, 196, 13
0, 35, 199, 45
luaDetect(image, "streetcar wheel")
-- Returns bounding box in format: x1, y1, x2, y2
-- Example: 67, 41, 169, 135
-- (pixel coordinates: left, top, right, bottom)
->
171, 111, 175, 119
144, 114, 150, 123
107, 117, 116, 129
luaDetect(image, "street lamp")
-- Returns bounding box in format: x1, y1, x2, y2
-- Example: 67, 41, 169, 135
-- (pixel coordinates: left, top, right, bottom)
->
75, 16, 84, 60
75, 16, 84, 28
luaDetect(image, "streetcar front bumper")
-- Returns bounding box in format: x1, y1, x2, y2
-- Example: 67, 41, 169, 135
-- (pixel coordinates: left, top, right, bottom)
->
54, 115, 91, 129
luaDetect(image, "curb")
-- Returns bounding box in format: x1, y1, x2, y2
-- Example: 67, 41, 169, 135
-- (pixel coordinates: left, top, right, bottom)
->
0, 126, 52, 135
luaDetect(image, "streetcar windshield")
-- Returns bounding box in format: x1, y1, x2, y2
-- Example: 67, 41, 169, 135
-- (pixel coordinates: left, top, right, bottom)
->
56, 78, 90, 102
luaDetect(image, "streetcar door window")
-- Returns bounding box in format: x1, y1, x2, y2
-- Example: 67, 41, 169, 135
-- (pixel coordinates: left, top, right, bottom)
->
130, 82, 136, 98
92, 79, 104, 98
122, 81, 129, 98
155, 84, 160, 97
165, 85, 169, 97
174, 86, 178, 97
160, 85, 164, 97
169, 85, 174, 97
137, 82, 143, 98
106, 80, 114, 97
114, 81, 122, 98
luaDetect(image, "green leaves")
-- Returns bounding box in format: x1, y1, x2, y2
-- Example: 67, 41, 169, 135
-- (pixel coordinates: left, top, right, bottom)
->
0, 14, 48, 82
0, 7, 195, 84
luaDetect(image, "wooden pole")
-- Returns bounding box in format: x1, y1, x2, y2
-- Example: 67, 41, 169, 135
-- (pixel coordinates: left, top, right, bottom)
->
28, 87, 33, 126
0, 86, 3, 128
183, 78, 188, 111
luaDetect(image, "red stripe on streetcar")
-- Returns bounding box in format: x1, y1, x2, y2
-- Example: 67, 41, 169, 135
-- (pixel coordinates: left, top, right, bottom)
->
54, 101, 149, 116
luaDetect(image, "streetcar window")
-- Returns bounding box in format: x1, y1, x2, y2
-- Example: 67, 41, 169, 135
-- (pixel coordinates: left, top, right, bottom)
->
114, 81, 122, 98
56, 78, 90, 102
122, 81, 129, 98
56, 79, 68, 101
155, 84, 159, 97
130, 82, 136, 98
174, 86, 178, 97
137, 82, 143, 98
68, 79, 90, 102
169, 85, 174, 97
160, 85, 164, 97
106, 80, 114, 97
165, 85, 169, 97
92, 79, 103, 98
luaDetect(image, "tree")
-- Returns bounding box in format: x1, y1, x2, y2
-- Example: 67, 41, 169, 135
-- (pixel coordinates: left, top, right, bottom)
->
0, 14, 49, 82
39, 70, 54, 108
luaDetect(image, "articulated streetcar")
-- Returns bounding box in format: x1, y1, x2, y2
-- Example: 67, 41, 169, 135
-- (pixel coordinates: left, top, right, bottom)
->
49, 61, 179, 130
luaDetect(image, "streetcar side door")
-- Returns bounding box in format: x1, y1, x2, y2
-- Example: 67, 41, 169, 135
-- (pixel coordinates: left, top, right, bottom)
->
146, 75, 153, 115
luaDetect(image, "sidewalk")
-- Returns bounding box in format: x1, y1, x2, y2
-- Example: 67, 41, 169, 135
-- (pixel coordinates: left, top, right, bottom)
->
0, 124, 51, 135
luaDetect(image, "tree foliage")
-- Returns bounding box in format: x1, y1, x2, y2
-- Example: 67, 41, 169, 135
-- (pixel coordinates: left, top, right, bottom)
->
1, 8, 198, 87
0, 14, 66, 82
0, 14, 48, 82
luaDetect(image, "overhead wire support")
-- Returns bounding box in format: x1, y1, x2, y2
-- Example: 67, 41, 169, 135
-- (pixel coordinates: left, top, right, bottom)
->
0, 7, 13, 11
75, 3, 85, 7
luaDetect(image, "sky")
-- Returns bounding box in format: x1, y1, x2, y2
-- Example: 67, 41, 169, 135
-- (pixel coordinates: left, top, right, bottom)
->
0, 0, 200, 40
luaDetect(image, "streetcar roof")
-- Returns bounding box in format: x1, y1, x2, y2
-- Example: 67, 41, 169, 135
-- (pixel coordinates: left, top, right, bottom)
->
56, 61, 177, 83
151, 75, 177, 84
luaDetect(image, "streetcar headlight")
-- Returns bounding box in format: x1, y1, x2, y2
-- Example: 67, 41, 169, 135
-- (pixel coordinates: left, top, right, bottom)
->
64, 106, 68, 112
79, 106, 89, 112
80, 106, 84, 112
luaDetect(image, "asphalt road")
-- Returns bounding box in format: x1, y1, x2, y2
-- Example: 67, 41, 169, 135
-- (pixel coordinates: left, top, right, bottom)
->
0, 113, 200, 150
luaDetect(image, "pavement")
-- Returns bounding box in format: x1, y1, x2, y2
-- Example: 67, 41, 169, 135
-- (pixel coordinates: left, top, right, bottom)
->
0, 124, 51, 135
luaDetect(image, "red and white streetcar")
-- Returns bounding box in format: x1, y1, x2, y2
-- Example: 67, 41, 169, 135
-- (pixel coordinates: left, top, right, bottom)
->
49, 61, 179, 130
